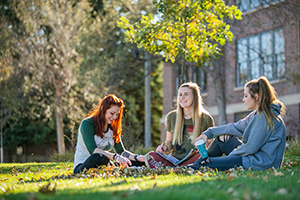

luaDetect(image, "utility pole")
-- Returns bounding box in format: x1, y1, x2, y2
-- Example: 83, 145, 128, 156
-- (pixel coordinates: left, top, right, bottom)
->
144, 52, 151, 149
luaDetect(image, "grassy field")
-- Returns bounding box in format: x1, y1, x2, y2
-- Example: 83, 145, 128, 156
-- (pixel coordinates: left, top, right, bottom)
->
0, 154, 300, 200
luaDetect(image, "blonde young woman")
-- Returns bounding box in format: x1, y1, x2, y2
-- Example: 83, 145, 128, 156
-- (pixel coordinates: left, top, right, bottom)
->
145, 82, 214, 168
190, 76, 286, 171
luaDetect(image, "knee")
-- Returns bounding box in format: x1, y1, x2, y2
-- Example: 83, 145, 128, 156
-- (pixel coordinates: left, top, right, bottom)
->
147, 151, 157, 157
91, 153, 109, 165
73, 164, 82, 174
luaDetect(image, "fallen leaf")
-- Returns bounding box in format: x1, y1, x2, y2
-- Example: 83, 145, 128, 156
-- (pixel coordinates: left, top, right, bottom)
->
227, 187, 234, 194
276, 188, 288, 195
236, 182, 244, 187
272, 167, 284, 176
150, 174, 156, 180
28, 193, 37, 200
291, 171, 294, 176
196, 171, 203, 176
274, 171, 284, 176
111, 179, 128, 185
153, 182, 157, 189
38, 182, 56, 195
119, 165, 126, 171
0, 186, 6, 193
227, 176, 235, 181
130, 185, 141, 191
243, 187, 251, 200
121, 193, 129, 198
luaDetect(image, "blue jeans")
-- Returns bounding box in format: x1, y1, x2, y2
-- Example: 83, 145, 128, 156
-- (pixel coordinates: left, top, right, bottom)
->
189, 155, 243, 171
189, 136, 243, 171
208, 136, 242, 157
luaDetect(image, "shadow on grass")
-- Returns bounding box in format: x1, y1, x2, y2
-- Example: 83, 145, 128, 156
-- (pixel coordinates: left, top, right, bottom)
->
0, 162, 71, 174
1, 157, 300, 200
2, 171, 300, 200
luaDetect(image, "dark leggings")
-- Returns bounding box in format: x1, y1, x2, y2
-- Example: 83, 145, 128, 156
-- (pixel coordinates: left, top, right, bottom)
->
73, 153, 145, 174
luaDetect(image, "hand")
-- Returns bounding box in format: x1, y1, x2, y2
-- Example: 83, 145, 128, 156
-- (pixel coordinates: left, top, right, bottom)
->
194, 134, 208, 144
116, 155, 132, 167
156, 142, 170, 153
156, 144, 169, 153
155, 144, 164, 153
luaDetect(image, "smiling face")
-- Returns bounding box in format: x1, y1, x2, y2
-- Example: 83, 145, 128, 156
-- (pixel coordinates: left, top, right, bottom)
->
243, 87, 258, 110
178, 86, 194, 108
105, 105, 121, 125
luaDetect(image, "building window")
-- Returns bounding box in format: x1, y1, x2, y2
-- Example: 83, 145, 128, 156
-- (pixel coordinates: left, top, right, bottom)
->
235, 111, 251, 122
236, 0, 281, 13
175, 64, 207, 94
192, 67, 207, 93
175, 65, 189, 92
236, 27, 285, 87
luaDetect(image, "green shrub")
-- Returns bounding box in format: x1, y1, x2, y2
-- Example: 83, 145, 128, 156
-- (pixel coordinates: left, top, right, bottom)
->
130, 145, 155, 155
50, 149, 75, 162
285, 139, 300, 157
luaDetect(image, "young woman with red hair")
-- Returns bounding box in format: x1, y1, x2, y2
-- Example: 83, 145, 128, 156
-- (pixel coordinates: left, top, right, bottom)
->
73, 94, 145, 174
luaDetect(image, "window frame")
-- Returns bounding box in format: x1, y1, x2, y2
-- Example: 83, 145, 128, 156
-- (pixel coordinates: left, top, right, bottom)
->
236, 27, 285, 87
192, 66, 207, 93
175, 64, 207, 94
235, 0, 283, 13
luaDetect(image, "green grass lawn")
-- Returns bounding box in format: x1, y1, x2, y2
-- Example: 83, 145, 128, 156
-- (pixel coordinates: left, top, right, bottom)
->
0, 156, 299, 200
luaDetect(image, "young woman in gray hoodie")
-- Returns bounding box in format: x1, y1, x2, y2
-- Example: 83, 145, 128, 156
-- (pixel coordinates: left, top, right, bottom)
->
190, 76, 286, 171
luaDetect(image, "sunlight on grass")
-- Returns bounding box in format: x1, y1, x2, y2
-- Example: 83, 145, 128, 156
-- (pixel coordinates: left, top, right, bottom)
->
0, 153, 299, 200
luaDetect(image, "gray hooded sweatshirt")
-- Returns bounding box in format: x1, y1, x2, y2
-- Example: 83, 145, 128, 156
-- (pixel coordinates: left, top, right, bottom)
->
204, 104, 286, 170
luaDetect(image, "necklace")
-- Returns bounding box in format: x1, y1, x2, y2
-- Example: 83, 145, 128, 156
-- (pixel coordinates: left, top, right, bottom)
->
184, 113, 192, 117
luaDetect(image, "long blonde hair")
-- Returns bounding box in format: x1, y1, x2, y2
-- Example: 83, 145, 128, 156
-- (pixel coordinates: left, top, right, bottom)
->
172, 82, 210, 145
245, 76, 286, 129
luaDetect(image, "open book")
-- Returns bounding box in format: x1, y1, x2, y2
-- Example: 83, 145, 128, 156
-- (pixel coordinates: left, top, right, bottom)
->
156, 149, 197, 165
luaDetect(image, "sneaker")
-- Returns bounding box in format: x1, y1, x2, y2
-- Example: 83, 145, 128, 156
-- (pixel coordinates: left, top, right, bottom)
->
145, 154, 163, 169
193, 157, 210, 166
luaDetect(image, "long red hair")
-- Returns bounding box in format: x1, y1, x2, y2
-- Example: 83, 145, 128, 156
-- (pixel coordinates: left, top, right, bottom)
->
88, 94, 124, 143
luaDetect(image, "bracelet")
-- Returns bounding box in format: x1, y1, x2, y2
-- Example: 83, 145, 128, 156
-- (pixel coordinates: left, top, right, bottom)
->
162, 141, 172, 153
134, 154, 140, 162
113, 153, 118, 160
116, 155, 121, 161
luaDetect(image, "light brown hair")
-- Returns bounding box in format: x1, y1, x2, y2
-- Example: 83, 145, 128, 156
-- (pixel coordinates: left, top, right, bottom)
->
245, 76, 286, 129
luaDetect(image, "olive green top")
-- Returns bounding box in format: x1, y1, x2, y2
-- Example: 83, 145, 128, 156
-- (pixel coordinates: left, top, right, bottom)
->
165, 110, 214, 159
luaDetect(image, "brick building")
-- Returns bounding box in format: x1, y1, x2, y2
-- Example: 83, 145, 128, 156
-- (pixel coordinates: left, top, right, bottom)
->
160, 0, 300, 142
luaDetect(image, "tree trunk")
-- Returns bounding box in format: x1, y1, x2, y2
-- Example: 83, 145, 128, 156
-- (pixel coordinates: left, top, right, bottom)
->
179, 53, 186, 85
144, 52, 151, 149
55, 91, 65, 154
212, 58, 227, 125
